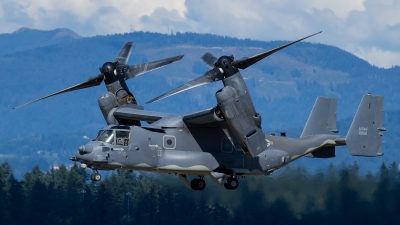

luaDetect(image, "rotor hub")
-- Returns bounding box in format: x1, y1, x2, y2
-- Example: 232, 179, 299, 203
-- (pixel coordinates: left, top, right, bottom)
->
101, 62, 119, 84
216, 55, 237, 77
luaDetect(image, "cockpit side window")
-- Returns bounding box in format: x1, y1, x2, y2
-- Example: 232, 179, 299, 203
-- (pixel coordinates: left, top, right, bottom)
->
92, 130, 104, 141
116, 130, 130, 146
96, 130, 115, 145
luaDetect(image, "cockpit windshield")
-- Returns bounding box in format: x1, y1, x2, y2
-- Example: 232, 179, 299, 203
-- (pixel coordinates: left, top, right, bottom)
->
92, 130, 104, 141
95, 129, 130, 146
96, 130, 115, 144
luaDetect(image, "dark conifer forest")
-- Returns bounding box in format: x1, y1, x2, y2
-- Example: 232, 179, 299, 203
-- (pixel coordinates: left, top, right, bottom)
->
0, 162, 399, 225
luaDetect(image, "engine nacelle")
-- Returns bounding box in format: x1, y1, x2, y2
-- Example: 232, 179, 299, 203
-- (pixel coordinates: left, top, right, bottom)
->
98, 81, 138, 125
105, 81, 135, 105
98, 92, 119, 122
215, 72, 267, 158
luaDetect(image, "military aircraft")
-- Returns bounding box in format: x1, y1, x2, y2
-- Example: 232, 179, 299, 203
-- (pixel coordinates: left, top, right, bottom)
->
16, 32, 386, 191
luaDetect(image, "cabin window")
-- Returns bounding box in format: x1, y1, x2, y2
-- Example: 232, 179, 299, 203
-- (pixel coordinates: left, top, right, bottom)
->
163, 135, 176, 149
221, 137, 234, 153
116, 130, 130, 146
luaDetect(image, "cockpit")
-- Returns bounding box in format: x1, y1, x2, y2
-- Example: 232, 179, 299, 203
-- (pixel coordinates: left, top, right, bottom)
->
93, 126, 130, 146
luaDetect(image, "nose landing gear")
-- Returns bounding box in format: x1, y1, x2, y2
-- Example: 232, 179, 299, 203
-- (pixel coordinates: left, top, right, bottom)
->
190, 177, 206, 191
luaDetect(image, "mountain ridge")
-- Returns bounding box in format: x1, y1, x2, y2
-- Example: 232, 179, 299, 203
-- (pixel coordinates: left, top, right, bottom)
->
0, 27, 82, 56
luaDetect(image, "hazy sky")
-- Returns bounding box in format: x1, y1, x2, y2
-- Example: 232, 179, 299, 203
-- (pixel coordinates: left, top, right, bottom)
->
1, 0, 399, 68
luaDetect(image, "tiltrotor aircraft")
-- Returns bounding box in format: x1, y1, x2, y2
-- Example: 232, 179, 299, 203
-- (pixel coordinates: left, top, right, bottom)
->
16, 32, 386, 191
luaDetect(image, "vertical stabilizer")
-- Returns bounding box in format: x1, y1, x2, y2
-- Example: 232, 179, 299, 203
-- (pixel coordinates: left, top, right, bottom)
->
346, 94, 385, 157
301, 97, 338, 138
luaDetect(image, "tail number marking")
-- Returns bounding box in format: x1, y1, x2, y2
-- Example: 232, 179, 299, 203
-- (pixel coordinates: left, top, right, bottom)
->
359, 127, 368, 135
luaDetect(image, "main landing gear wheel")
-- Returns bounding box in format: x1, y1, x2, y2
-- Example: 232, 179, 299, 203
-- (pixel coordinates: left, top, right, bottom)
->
90, 173, 101, 182
190, 178, 206, 191
224, 177, 239, 190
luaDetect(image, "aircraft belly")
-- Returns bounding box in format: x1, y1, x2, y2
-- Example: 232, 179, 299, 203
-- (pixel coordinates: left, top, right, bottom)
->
158, 150, 219, 172
213, 153, 245, 169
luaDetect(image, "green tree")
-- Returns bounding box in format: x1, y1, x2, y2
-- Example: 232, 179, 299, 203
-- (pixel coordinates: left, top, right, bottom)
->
372, 163, 391, 223
0, 163, 8, 225
64, 164, 86, 224
7, 172, 25, 225
92, 182, 117, 225
23, 165, 44, 194
28, 180, 50, 225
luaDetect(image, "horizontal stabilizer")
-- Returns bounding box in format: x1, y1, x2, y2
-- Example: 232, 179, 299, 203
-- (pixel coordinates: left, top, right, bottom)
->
346, 94, 385, 157
305, 146, 336, 158
301, 97, 338, 138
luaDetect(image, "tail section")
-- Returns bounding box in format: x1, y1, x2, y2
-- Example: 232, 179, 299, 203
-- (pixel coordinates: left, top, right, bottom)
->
301, 97, 338, 138
346, 94, 385, 157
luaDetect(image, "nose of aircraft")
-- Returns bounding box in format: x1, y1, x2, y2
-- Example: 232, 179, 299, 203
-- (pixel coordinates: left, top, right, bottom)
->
78, 144, 94, 154
70, 143, 95, 162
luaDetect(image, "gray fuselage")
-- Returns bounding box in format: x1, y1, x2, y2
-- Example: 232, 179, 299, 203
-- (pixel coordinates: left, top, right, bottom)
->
75, 121, 341, 177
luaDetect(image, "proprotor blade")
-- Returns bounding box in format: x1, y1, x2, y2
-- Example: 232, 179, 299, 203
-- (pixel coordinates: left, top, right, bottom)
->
232, 31, 322, 69
146, 32, 321, 104
13, 74, 104, 109
123, 54, 184, 80
201, 52, 218, 68
146, 67, 223, 104
114, 42, 134, 65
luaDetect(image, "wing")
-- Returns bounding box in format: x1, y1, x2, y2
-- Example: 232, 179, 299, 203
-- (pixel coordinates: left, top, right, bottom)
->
113, 104, 175, 123
182, 107, 225, 125
115, 104, 227, 127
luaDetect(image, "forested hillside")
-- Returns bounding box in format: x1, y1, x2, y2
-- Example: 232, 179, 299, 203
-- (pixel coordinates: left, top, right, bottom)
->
0, 28, 399, 176
0, 162, 399, 225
